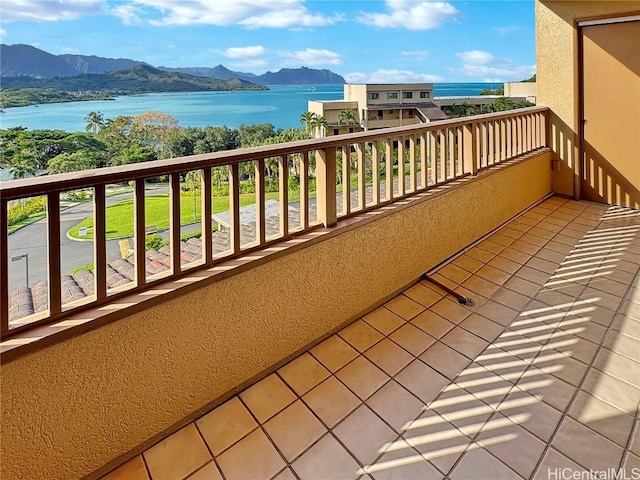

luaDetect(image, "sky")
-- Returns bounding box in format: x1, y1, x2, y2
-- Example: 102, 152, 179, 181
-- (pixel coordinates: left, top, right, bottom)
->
0, 0, 536, 83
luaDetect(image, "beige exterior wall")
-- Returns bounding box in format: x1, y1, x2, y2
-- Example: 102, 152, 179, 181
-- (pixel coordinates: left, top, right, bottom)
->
1, 152, 552, 480
536, 1, 640, 196
504, 82, 537, 102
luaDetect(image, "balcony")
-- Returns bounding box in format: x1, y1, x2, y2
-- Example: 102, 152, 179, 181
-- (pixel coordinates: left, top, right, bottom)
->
3, 106, 637, 479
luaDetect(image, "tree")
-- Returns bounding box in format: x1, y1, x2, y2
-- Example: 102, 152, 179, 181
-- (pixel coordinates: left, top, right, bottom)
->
85, 111, 105, 134
299, 111, 316, 133
47, 151, 95, 174
132, 111, 179, 150
338, 109, 358, 126
8, 149, 38, 179
311, 115, 328, 137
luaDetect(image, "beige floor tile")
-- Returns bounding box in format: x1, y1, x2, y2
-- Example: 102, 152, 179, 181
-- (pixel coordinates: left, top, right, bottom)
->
503, 275, 541, 297
532, 448, 584, 480
611, 314, 640, 341
580, 287, 625, 312
303, 376, 361, 428
448, 366, 514, 405
623, 452, 640, 472
334, 405, 398, 465
450, 445, 521, 480
186, 462, 223, 480
271, 467, 297, 480
462, 275, 501, 299
292, 434, 361, 480
593, 348, 640, 388
364, 338, 414, 376
363, 307, 405, 335
535, 248, 568, 265
395, 360, 450, 404
460, 314, 504, 342
336, 356, 389, 400
439, 263, 473, 285
389, 323, 436, 356
582, 369, 640, 413
144, 424, 212, 480
568, 390, 635, 447
511, 239, 542, 257
515, 368, 577, 412
476, 264, 512, 286
240, 374, 297, 423
196, 397, 257, 456
526, 257, 559, 275
339, 320, 385, 352
477, 239, 506, 255
420, 342, 472, 380
385, 295, 425, 320
476, 413, 546, 478
264, 400, 327, 461
410, 311, 455, 339
429, 272, 459, 291
467, 246, 496, 264
581, 304, 617, 328
217, 429, 285, 480
552, 416, 624, 472
400, 409, 469, 474
311, 335, 359, 372
476, 300, 520, 327
430, 297, 472, 325
441, 327, 489, 361
103, 455, 149, 480
367, 380, 425, 433
500, 248, 533, 265
630, 425, 640, 457
499, 227, 524, 240
489, 256, 525, 275
278, 353, 331, 396
364, 444, 444, 479
429, 388, 496, 436
534, 354, 588, 387
403, 283, 444, 309
474, 351, 529, 382
589, 278, 631, 298
603, 331, 640, 363
496, 388, 562, 442
453, 254, 485, 274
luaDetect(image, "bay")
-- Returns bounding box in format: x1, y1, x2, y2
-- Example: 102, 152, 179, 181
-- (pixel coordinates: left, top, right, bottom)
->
0, 83, 497, 133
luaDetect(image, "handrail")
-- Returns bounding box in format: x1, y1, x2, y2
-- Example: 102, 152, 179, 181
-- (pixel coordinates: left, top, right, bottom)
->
1, 107, 550, 337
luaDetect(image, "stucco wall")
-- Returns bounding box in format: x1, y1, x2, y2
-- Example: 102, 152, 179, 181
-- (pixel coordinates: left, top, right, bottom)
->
1, 151, 551, 480
536, 0, 640, 196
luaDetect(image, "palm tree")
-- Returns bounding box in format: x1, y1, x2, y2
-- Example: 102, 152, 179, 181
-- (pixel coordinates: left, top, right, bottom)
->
338, 109, 358, 127
310, 115, 328, 138
85, 111, 105, 134
299, 111, 316, 133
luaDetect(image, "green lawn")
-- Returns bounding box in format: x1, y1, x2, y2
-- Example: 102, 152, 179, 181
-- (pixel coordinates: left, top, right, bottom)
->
68, 190, 316, 240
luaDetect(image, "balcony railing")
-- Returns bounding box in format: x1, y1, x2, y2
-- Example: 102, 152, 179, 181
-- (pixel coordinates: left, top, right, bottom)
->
0, 107, 548, 339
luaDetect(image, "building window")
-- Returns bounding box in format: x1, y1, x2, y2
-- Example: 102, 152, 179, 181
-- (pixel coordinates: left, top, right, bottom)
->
387, 92, 398, 99
333, 129, 339, 135
402, 92, 413, 99
368, 92, 379, 100
388, 110, 394, 114
420, 91, 430, 99
349, 128, 354, 133
406, 110, 414, 117
378, 110, 383, 117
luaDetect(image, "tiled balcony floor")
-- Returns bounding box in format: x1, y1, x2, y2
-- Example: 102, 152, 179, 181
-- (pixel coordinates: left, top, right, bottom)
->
103, 196, 640, 480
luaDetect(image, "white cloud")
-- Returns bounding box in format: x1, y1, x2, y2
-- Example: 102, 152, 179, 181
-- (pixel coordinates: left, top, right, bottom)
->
1, 0, 105, 22
455, 50, 534, 81
131, 0, 342, 28
456, 50, 496, 66
401, 50, 429, 60
231, 59, 268, 69
357, 0, 457, 30
111, 4, 144, 25
59, 46, 80, 54
345, 69, 443, 84
492, 25, 521, 36
224, 45, 266, 59
279, 48, 342, 66
0, 29, 6, 42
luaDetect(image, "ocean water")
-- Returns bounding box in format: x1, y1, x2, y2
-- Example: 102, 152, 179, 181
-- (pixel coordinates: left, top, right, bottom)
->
0, 83, 497, 133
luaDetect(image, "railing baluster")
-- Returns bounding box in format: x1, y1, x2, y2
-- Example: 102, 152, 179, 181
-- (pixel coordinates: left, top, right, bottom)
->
419, 133, 427, 188
409, 135, 417, 192
134, 179, 146, 287
341, 145, 350, 215
463, 122, 478, 176
300, 152, 309, 230
201, 168, 213, 264
47, 193, 61, 316
279, 156, 289, 236
385, 139, 393, 200
229, 163, 241, 253
1, 199, 8, 331
256, 159, 266, 245
438, 130, 446, 180
317, 147, 337, 227
93, 184, 107, 300
371, 141, 380, 206
397, 137, 405, 196
488, 121, 495, 165
430, 131, 437, 184
448, 128, 456, 179
456, 127, 463, 176
500, 120, 507, 162
356, 143, 366, 210
170, 173, 181, 274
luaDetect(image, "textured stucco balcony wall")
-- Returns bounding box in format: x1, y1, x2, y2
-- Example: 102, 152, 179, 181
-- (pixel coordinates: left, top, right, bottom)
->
536, 0, 640, 196
0, 151, 551, 480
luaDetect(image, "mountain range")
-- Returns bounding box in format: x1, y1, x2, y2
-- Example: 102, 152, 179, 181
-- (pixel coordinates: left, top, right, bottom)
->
0, 44, 345, 85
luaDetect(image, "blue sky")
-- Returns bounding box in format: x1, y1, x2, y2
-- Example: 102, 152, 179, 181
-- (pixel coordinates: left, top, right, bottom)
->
1, 0, 536, 82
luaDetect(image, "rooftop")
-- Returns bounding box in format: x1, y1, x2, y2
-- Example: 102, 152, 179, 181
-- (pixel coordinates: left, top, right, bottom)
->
102, 196, 640, 480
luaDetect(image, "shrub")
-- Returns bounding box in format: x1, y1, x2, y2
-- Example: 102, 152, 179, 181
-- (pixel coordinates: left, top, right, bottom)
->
181, 230, 202, 242
72, 263, 94, 274
145, 233, 168, 251
7, 197, 47, 226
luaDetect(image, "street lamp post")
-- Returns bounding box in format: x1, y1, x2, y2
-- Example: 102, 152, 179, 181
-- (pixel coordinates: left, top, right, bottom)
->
11, 253, 29, 288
